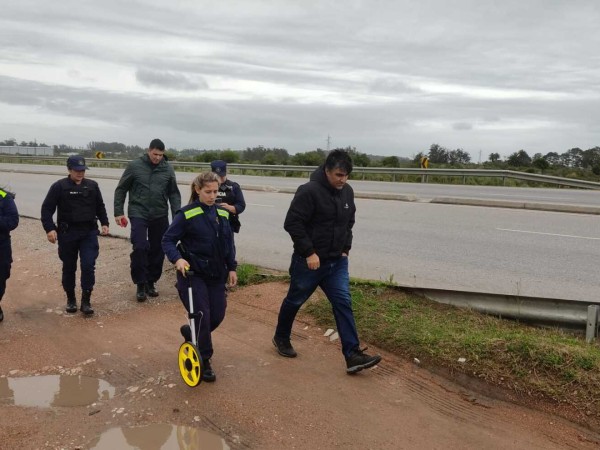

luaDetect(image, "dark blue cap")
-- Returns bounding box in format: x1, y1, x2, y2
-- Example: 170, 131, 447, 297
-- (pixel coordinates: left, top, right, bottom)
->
210, 160, 227, 176
67, 155, 88, 171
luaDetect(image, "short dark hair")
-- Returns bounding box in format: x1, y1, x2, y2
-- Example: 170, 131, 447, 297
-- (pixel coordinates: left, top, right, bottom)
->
324, 149, 353, 174
149, 138, 165, 151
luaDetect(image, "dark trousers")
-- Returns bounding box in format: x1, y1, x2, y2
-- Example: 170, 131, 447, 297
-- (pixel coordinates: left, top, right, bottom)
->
275, 254, 360, 358
129, 217, 169, 285
176, 273, 227, 361
57, 230, 99, 292
0, 240, 12, 302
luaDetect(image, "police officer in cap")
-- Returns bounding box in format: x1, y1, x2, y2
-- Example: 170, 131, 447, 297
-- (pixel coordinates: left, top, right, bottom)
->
210, 160, 246, 236
41, 155, 109, 315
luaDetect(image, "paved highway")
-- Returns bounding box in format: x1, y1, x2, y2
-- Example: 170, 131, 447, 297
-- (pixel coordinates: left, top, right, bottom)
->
2, 165, 599, 302
3, 163, 600, 207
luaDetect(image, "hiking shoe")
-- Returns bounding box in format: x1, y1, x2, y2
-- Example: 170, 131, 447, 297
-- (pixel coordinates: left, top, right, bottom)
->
202, 359, 216, 382
145, 282, 159, 297
136, 284, 147, 302
345, 347, 381, 374
180, 324, 192, 342
272, 336, 297, 358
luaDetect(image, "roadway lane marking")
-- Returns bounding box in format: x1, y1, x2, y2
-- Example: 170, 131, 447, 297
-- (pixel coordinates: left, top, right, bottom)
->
247, 203, 274, 207
496, 228, 600, 240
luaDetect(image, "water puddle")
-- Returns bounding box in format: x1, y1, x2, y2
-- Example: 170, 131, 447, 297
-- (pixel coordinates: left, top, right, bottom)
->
89, 424, 230, 449
0, 374, 114, 407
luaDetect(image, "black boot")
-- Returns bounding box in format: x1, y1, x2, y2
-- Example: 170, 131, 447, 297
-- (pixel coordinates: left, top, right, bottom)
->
145, 282, 159, 297
80, 290, 94, 315
65, 290, 77, 313
136, 283, 147, 302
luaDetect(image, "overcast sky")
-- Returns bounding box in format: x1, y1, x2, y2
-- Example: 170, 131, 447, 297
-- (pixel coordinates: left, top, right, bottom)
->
1, 1, 599, 159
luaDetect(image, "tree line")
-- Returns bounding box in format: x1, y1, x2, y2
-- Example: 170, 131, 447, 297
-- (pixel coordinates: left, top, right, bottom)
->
2, 137, 600, 177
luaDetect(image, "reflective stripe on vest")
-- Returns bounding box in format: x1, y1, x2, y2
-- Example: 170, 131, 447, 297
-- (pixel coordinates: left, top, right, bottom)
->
217, 209, 229, 220
0, 189, 6, 198
184, 207, 204, 219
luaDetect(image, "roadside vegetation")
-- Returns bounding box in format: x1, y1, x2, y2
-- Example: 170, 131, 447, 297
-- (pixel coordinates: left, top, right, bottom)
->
234, 264, 600, 427
3, 139, 600, 187
304, 280, 600, 425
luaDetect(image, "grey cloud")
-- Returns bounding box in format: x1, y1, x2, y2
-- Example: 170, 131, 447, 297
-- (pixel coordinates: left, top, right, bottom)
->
453, 122, 473, 131
135, 69, 207, 91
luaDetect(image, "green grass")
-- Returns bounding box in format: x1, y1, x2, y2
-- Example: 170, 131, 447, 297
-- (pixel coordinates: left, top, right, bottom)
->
302, 282, 600, 413
235, 263, 286, 287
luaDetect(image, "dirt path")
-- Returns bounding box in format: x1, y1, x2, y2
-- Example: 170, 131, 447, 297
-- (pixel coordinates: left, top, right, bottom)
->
0, 218, 599, 449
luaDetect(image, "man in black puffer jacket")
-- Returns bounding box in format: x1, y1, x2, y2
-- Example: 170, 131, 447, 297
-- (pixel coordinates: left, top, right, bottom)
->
273, 149, 382, 375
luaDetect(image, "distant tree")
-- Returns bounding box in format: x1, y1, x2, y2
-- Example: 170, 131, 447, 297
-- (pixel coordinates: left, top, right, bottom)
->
544, 151, 561, 166
381, 156, 400, 167
291, 149, 327, 166
0, 138, 17, 146
560, 148, 583, 168
194, 150, 220, 163
220, 149, 240, 163
532, 156, 549, 173
581, 147, 600, 170
488, 152, 501, 163
164, 149, 177, 161
507, 150, 532, 167
345, 147, 370, 166
447, 148, 471, 165
428, 143, 448, 164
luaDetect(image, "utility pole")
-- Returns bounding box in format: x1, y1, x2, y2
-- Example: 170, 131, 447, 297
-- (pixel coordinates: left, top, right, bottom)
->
326, 135, 331, 151
478, 149, 482, 165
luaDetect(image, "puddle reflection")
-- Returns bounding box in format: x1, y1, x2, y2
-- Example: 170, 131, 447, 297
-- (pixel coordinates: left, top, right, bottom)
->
0, 375, 114, 407
89, 424, 230, 450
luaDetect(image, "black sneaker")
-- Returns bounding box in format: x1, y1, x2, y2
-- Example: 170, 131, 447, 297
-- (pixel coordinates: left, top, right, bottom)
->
272, 336, 297, 358
345, 347, 381, 374
202, 359, 216, 382
136, 284, 147, 302
145, 282, 159, 297
180, 324, 192, 342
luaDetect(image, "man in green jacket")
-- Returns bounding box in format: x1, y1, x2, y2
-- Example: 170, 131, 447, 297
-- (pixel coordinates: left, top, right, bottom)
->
114, 139, 181, 302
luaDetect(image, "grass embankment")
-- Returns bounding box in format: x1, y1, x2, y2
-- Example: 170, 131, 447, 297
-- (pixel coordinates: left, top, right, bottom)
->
297, 278, 600, 422
237, 263, 600, 423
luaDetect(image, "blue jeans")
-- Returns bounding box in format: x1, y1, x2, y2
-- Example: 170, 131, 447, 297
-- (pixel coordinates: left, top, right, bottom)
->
176, 273, 227, 361
57, 230, 99, 291
275, 254, 360, 358
130, 217, 169, 285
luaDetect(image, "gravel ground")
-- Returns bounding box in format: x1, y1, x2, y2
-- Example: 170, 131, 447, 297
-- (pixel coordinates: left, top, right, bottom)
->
0, 218, 599, 449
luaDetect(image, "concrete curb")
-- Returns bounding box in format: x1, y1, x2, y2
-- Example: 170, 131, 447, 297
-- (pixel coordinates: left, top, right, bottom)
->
431, 196, 600, 215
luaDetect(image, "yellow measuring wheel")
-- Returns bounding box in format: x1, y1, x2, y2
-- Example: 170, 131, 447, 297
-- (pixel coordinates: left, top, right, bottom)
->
178, 341, 203, 387
178, 268, 204, 387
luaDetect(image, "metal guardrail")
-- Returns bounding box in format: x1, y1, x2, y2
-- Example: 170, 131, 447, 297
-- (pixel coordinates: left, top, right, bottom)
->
2, 154, 600, 189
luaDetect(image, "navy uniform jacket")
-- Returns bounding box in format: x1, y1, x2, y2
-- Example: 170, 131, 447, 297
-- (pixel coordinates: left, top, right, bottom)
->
217, 179, 245, 233
0, 189, 19, 242
162, 202, 237, 279
41, 177, 109, 233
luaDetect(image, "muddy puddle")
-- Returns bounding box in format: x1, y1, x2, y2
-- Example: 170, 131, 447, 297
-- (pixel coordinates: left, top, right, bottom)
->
0, 374, 115, 407
88, 424, 230, 449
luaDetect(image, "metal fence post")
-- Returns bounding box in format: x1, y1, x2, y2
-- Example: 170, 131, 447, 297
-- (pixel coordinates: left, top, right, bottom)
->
586, 305, 599, 343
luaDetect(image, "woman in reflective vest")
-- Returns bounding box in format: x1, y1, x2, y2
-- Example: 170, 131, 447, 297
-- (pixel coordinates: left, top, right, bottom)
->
162, 171, 237, 382
0, 187, 19, 322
